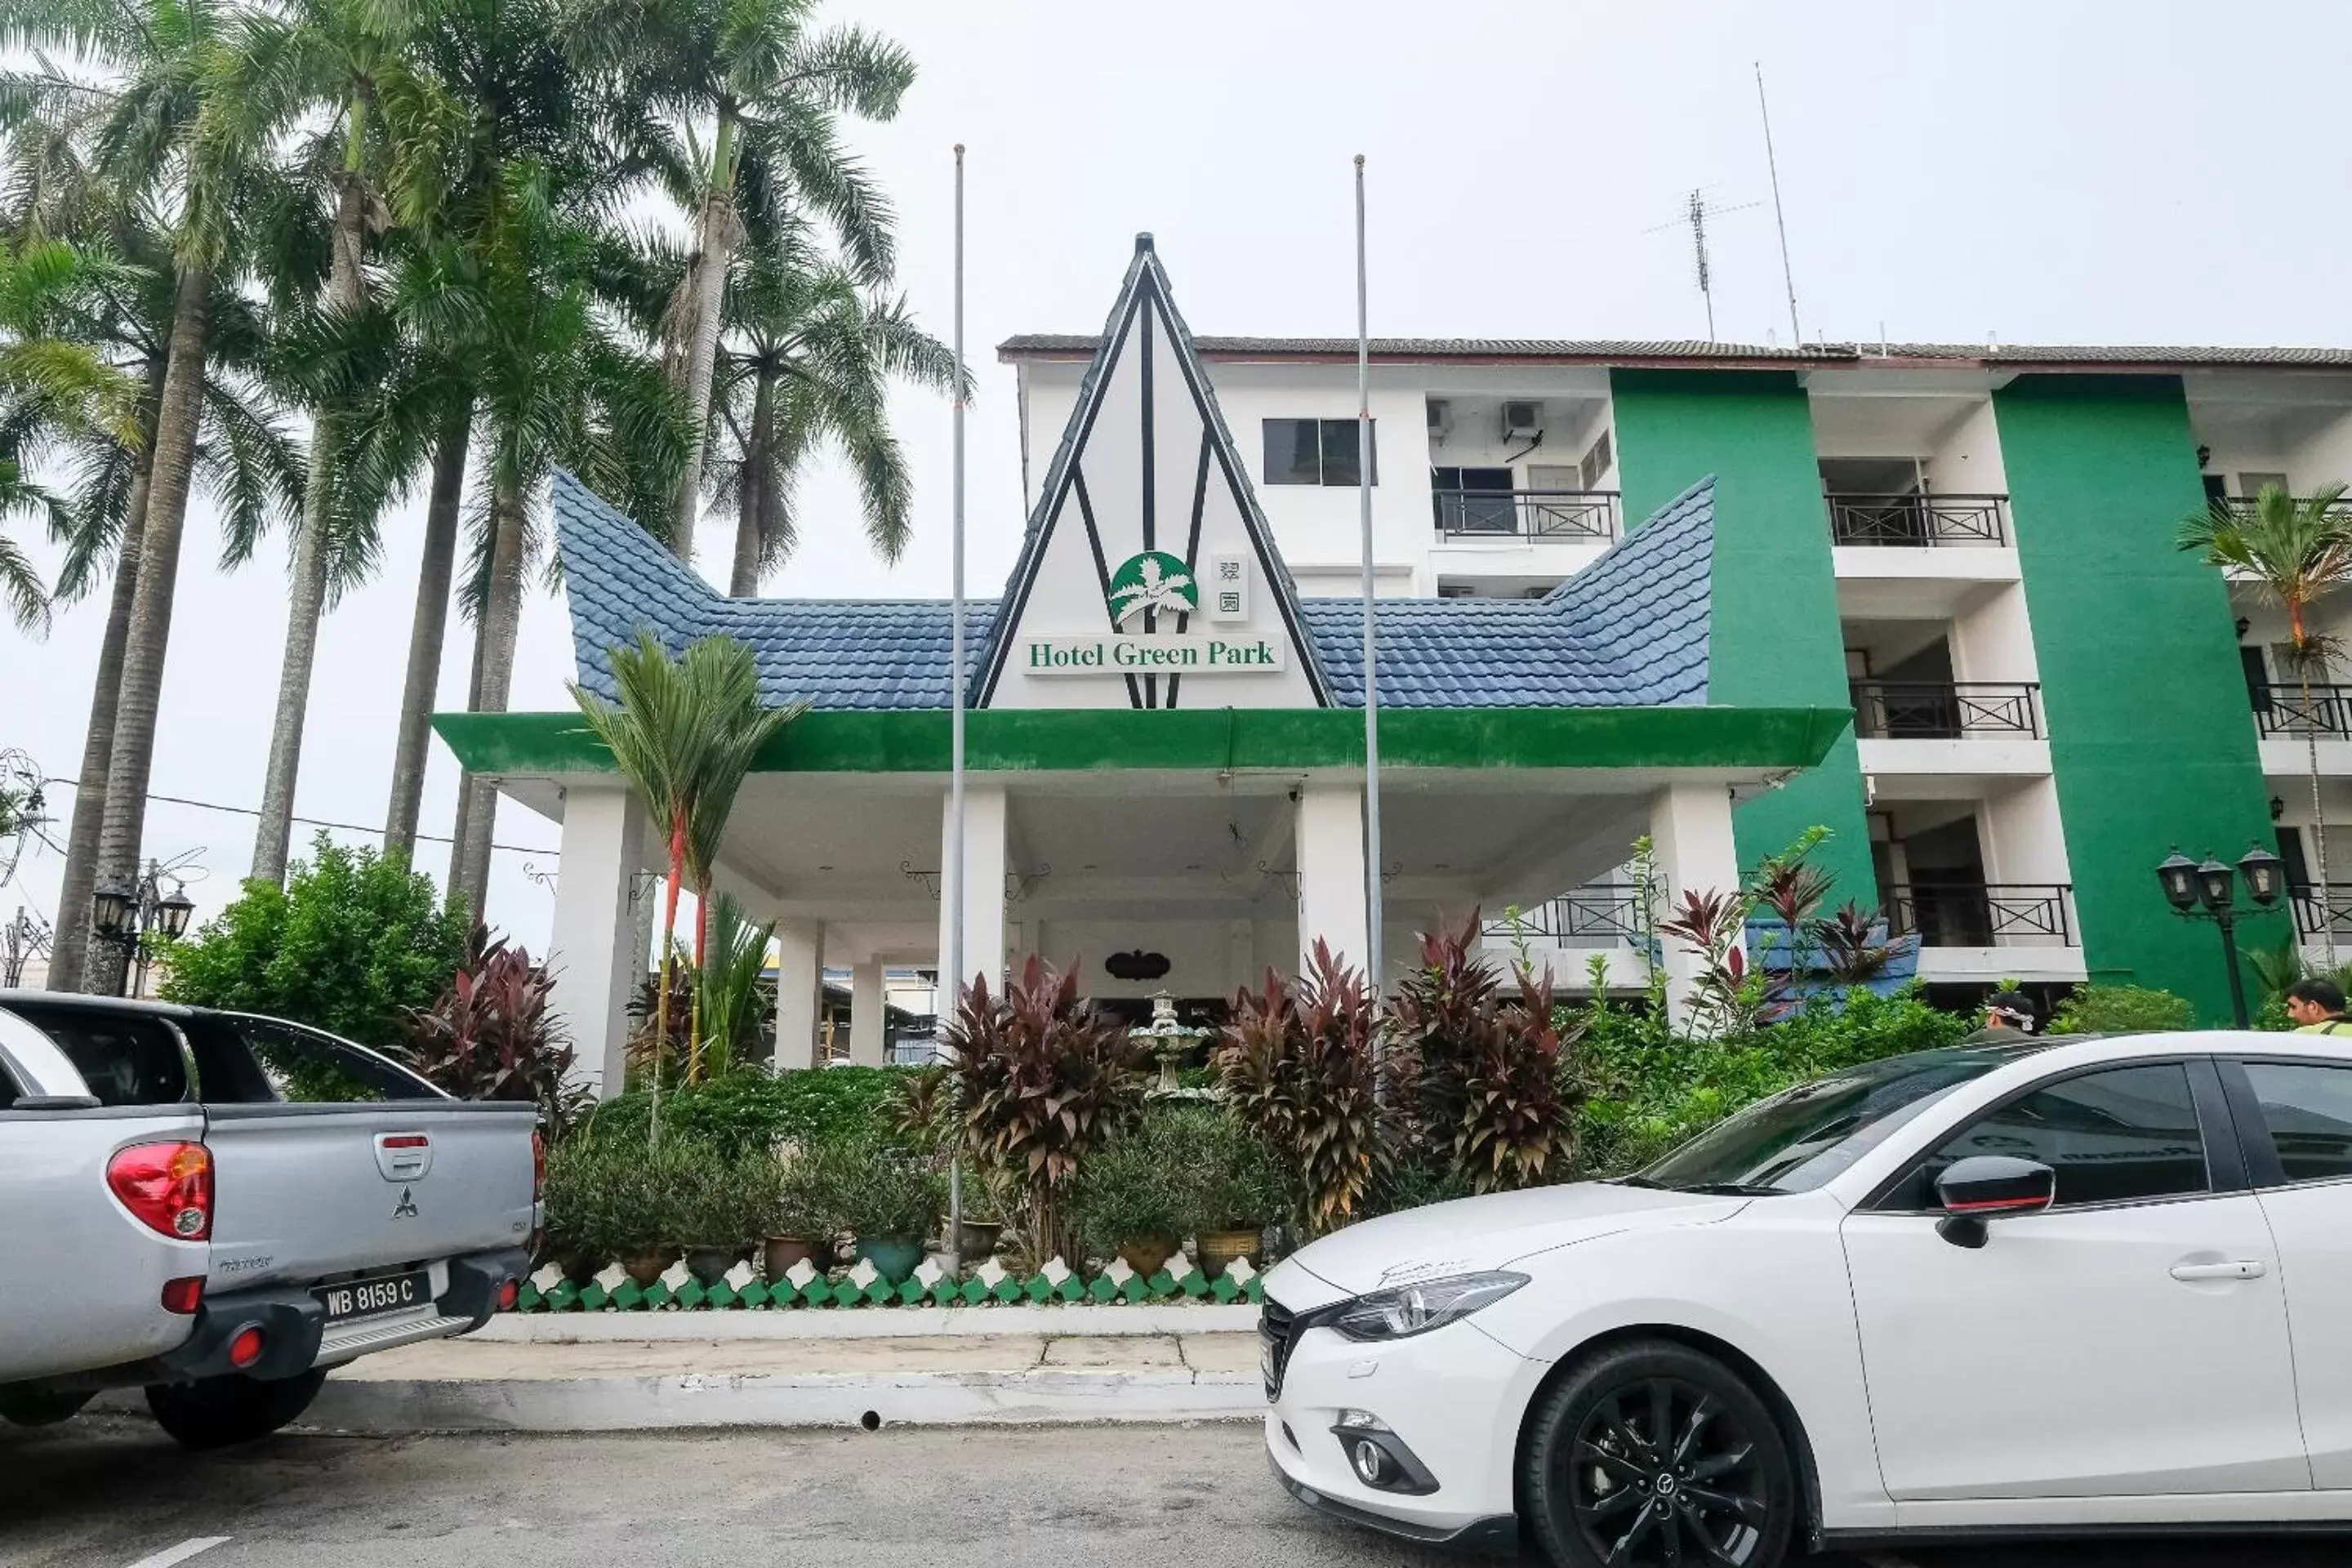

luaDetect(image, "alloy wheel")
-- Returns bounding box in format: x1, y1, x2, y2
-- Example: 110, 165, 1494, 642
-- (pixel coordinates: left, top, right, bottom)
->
1564, 1374, 1772, 1566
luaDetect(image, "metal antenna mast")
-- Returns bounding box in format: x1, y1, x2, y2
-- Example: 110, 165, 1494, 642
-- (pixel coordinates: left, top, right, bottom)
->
1643, 189, 1757, 343
1755, 63, 1803, 345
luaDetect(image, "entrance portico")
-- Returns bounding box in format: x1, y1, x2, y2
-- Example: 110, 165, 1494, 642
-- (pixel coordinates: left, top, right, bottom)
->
434, 238, 1846, 1093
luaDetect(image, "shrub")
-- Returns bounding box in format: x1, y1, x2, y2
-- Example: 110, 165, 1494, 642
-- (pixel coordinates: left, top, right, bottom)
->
543, 1135, 704, 1261
1218, 942, 1385, 1236
804, 1135, 944, 1243
668, 1146, 784, 1249
1066, 1105, 1285, 1257
938, 956, 1149, 1262
2050, 984, 2197, 1035
581, 1066, 911, 1155
399, 924, 588, 1137
160, 834, 470, 1050
694, 894, 774, 1079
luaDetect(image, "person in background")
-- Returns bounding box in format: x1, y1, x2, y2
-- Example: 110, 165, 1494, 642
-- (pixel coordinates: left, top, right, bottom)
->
2287, 977, 2351, 1035
1961, 990, 2038, 1044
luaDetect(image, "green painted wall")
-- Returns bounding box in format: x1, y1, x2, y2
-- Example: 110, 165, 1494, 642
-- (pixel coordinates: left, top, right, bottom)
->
1611, 370, 1874, 897
1993, 375, 2282, 1022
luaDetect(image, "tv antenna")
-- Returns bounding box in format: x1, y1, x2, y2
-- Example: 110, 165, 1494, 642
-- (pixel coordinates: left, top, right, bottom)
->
1643, 188, 1758, 342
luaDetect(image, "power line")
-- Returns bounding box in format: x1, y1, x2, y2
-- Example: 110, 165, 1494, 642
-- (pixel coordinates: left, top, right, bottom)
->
36, 775, 559, 858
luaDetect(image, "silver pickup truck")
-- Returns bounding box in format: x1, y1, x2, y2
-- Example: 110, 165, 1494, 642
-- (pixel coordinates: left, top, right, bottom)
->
0, 991, 535, 1447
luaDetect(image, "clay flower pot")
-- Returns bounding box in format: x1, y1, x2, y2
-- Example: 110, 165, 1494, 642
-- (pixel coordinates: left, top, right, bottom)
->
954, 1218, 1004, 1261
683, 1245, 740, 1287
762, 1235, 822, 1282
620, 1246, 678, 1287
855, 1236, 926, 1285
1116, 1234, 1180, 1281
1196, 1227, 1262, 1279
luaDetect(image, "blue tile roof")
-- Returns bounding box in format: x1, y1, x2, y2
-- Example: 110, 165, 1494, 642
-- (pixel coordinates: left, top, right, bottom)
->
553, 470, 1716, 712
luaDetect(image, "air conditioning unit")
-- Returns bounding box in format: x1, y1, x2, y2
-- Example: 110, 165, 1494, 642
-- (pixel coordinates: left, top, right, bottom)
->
1426, 398, 1453, 437
1500, 400, 1543, 440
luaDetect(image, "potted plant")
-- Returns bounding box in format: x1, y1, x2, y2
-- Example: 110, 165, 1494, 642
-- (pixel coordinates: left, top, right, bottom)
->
1068, 1120, 1195, 1280
764, 1153, 831, 1281
673, 1147, 780, 1287
1188, 1110, 1284, 1278
813, 1136, 945, 1285
546, 1135, 697, 1285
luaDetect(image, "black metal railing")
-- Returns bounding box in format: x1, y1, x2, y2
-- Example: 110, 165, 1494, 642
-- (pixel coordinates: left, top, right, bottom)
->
1851, 680, 2042, 739
2227, 495, 2352, 519
2292, 885, 2352, 942
2251, 683, 2352, 737
1884, 883, 2074, 947
1825, 492, 2008, 546
1485, 886, 1641, 945
1433, 488, 1619, 541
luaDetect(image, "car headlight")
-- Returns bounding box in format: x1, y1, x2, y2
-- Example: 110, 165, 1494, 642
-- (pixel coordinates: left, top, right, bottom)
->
1330, 1271, 1529, 1341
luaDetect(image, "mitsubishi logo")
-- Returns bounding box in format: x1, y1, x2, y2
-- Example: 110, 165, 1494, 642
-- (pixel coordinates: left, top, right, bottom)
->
392, 1185, 419, 1219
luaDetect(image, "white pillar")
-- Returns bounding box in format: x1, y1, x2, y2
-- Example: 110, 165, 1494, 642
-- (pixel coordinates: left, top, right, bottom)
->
1294, 784, 1368, 973
938, 785, 1007, 999
546, 786, 646, 1098
849, 960, 887, 1067
1649, 782, 1744, 1027
773, 919, 825, 1071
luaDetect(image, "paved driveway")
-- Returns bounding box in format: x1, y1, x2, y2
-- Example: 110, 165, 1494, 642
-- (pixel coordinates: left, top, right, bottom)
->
1, 1418, 2341, 1568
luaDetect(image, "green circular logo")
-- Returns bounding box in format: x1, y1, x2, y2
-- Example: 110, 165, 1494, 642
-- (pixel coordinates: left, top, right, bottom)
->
1107, 550, 1198, 627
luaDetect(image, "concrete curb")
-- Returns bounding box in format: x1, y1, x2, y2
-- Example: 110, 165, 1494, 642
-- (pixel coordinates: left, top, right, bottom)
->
296, 1368, 1266, 1432
474, 1304, 1263, 1342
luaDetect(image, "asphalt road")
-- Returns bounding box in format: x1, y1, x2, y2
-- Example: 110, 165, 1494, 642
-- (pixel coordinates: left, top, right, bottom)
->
2, 1415, 2345, 1568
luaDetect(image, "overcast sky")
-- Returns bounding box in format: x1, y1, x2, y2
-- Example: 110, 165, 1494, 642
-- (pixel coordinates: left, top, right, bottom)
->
7, 0, 2347, 962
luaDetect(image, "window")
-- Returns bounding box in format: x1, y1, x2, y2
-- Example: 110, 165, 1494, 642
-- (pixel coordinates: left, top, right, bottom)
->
1906, 1063, 2209, 1209
3, 1004, 189, 1107
213, 1018, 439, 1104
2243, 1062, 2352, 1185
1263, 418, 1378, 487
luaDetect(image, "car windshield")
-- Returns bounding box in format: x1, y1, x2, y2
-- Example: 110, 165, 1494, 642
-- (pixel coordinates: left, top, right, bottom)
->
1630, 1045, 2039, 1196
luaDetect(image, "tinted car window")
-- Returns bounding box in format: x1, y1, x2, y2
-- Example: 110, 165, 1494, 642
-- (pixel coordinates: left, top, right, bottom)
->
2243, 1062, 2352, 1185
229, 1018, 437, 1103
1916, 1062, 2209, 1209
3, 1004, 189, 1106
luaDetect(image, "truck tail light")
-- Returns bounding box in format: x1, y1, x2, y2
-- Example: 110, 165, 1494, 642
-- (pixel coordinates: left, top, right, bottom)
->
161, 1276, 205, 1315
532, 1129, 546, 1201
108, 1142, 212, 1241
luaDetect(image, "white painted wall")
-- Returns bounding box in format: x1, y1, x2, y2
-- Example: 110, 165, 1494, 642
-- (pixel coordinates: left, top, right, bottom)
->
1949, 583, 2042, 685
1030, 917, 1235, 1000
1978, 777, 2075, 892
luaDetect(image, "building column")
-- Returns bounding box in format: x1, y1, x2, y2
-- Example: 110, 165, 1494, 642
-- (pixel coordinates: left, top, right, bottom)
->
544, 786, 646, 1098
849, 960, 887, 1067
937, 785, 1007, 1002
1294, 784, 1369, 973
1649, 782, 1744, 1027
773, 919, 825, 1071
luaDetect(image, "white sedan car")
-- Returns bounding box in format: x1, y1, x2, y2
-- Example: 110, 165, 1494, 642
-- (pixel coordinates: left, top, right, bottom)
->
1262, 1031, 2352, 1566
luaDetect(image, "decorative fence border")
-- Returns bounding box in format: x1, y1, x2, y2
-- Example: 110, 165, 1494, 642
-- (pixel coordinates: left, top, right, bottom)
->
511, 1253, 1265, 1313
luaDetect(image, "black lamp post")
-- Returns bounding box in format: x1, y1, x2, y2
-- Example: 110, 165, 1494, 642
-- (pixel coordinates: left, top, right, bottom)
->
2156, 844, 2285, 1028
89, 861, 196, 997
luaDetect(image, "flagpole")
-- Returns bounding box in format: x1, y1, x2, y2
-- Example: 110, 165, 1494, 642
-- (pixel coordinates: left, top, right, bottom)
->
946, 142, 968, 1266
1354, 154, 1383, 1018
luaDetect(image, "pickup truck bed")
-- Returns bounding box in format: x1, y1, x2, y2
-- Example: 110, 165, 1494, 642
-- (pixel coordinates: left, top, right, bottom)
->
0, 991, 533, 1442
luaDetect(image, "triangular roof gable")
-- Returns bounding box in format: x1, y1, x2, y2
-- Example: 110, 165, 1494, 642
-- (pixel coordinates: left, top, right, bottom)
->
972, 235, 1332, 709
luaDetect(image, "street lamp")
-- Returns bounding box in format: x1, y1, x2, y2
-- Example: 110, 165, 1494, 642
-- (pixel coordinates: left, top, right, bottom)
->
87, 862, 194, 997
2154, 843, 2286, 1028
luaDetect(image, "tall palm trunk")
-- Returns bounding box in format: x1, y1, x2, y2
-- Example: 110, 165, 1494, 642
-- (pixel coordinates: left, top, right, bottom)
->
252, 164, 372, 884
446, 594, 488, 897
48, 355, 167, 991
726, 366, 772, 596
448, 472, 524, 920
651, 818, 685, 1146
383, 408, 470, 863
666, 105, 739, 556
87, 267, 208, 996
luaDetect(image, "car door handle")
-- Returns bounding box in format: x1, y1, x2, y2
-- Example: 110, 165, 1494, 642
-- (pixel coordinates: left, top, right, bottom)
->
2171, 1260, 2266, 1282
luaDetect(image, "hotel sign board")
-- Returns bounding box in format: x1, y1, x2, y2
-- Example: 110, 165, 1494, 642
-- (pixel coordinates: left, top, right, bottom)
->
1022, 633, 1285, 674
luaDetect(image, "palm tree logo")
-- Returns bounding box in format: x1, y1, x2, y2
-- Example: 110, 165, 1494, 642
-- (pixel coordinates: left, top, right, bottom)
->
1107, 551, 1198, 628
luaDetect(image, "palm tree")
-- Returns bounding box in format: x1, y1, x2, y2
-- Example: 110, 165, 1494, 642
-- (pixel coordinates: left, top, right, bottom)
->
215, 0, 442, 886
2180, 480, 2352, 962
562, 0, 913, 555
704, 228, 960, 595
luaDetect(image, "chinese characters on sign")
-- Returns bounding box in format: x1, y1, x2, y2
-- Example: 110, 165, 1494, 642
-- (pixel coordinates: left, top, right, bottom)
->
1208, 552, 1249, 623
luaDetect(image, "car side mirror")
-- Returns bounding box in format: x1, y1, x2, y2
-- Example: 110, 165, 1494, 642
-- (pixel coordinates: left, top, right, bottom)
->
1933, 1156, 2056, 1250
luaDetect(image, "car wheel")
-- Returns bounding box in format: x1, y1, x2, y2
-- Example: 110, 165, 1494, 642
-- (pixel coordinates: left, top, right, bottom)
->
1520, 1339, 1796, 1568
145, 1370, 327, 1450
0, 1388, 93, 1428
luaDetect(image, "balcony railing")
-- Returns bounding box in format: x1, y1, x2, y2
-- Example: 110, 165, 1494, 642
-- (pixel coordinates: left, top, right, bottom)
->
1433, 488, 1619, 541
1884, 883, 2074, 947
2251, 683, 2352, 738
1484, 886, 1640, 945
1825, 492, 2008, 547
2292, 885, 2352, 942
1851, 680, 2041, 740
2226, 495, 2352, 519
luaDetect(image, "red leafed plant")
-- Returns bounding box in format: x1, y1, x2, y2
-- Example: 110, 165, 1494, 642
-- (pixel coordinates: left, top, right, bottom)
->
1216, 941, 1388, 1235
400, 924, 589, 1137
1657, 887, 1789, 1038
937, 955, 1151, 1263
1392, 911, 1583, 1192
